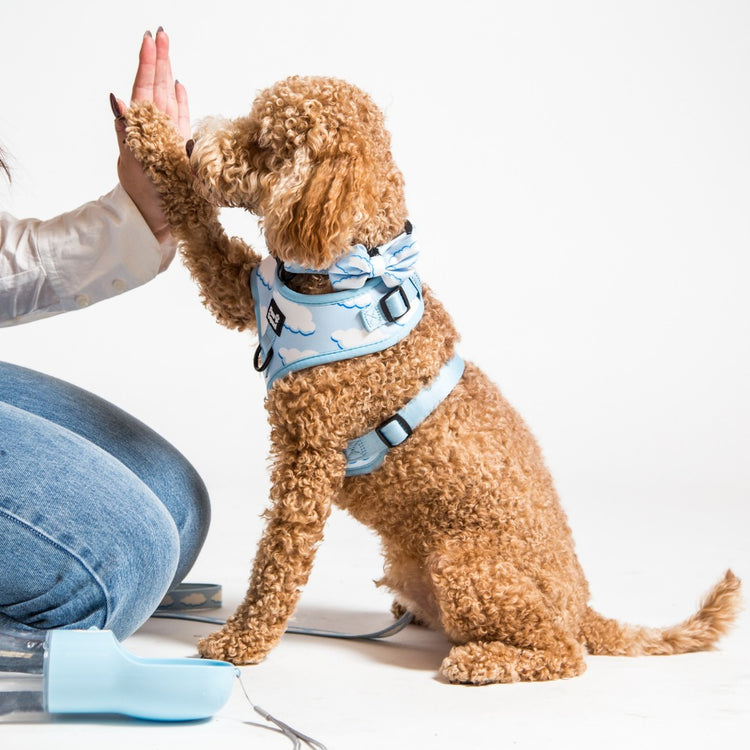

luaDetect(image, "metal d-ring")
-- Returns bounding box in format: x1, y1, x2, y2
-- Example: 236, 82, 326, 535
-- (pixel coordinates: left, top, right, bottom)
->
253, 344, 273, 372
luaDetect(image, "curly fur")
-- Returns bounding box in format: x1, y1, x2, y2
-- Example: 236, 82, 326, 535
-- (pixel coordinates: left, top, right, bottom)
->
125, 76, 741, 684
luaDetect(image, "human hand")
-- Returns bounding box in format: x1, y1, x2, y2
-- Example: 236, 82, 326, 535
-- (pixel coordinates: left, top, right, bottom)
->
111, 28, 190, 267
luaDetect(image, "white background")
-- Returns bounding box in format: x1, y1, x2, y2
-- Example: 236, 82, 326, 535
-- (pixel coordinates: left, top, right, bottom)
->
1, 1, 748, 748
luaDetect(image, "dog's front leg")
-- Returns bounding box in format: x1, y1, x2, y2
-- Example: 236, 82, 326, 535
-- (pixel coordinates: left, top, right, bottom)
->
198, 448, 346, 665
124, 101, 261, 332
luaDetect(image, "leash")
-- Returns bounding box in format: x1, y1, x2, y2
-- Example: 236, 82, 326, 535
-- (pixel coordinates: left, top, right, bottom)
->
153, 584, 414, 640
151, 610, 415, 640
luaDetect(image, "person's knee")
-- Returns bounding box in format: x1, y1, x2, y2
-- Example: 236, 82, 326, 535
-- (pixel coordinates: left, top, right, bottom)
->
0, 515, 112, 633
0, 397, 186, 640
102, 504, 181, 639
155, 460, 211, 586
0, 503, 180, 640
178, 465, 211, 561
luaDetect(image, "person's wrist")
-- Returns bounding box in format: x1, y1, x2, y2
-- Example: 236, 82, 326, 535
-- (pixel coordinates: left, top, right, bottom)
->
156, 232, 177, 272
151, 222, 172, 244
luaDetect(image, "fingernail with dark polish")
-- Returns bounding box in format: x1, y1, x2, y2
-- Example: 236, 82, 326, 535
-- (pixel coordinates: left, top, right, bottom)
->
157, 25, 165, 33
109, 93, 122, 118
186, 139, 194, 158
144, 30, 152, 38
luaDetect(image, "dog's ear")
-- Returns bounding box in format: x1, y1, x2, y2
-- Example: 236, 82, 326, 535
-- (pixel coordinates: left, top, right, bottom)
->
262, 146, 379, 270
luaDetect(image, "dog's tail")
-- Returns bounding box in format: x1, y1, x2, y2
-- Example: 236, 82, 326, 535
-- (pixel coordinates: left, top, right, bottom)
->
581, 569, 741, 656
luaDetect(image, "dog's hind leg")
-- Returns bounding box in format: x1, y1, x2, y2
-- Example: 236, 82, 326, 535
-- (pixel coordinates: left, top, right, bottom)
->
441, 637, 585, 684
429, 543, 586, 684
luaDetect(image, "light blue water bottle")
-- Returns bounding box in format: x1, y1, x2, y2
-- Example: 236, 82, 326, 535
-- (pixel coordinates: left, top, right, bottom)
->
0, 628, 236, 721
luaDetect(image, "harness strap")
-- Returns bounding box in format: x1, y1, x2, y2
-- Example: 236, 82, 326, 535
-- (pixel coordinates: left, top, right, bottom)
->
344, 355, 465, 476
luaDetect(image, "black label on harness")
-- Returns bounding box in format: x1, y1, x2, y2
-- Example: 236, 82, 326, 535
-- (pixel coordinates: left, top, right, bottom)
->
266, 299, 286, 336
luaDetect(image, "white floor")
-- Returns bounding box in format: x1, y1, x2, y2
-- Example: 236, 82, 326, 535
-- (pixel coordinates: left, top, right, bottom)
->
3, 483, 748, 749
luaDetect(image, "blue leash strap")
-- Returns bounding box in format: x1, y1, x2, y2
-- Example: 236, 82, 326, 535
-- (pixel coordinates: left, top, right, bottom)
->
157, 582, 222, 611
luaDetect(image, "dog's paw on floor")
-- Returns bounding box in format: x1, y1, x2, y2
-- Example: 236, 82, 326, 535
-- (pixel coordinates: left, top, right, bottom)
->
440, 640, 587, 685
197, 628, 273, 665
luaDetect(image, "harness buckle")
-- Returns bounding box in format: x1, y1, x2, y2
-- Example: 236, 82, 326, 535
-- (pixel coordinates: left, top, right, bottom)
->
380, 285, 410, 323
376, 414, 413, 448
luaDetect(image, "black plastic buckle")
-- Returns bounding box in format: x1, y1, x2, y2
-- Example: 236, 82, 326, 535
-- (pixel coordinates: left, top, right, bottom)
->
253, 345, 273, 372
376, 414, 413, 448
380, 285, 410, 323
278, 265, 297, 284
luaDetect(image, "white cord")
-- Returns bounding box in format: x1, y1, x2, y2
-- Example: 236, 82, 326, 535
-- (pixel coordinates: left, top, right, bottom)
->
149, 607, 413, 747
236, 672, 327, 750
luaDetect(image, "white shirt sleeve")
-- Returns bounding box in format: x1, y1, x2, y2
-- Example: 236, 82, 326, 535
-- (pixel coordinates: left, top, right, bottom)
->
0, 184, 176, 326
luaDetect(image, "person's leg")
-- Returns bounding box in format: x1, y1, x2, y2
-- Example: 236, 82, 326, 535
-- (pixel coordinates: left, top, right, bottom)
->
0, 361, 210, 586
0, 401, 179, 639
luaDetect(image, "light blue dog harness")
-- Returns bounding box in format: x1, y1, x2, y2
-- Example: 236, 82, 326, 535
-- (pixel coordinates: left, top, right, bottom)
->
249, 226, 464, 476
251, 258, 423, 387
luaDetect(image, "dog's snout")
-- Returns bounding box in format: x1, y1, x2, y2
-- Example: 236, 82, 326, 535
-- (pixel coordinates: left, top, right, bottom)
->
186, 139, 195, 158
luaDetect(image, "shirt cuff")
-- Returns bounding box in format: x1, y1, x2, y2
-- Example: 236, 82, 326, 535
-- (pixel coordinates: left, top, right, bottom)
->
36, 184, 168, 312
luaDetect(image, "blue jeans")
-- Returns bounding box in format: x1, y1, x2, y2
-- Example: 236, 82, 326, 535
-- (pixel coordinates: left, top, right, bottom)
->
0, 362, 210, 639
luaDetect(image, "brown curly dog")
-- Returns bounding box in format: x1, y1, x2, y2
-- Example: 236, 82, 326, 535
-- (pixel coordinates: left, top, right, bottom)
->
124, 76, 740, 684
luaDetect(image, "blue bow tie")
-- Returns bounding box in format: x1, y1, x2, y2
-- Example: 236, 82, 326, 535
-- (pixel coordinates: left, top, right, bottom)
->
284, 227, 419, 291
